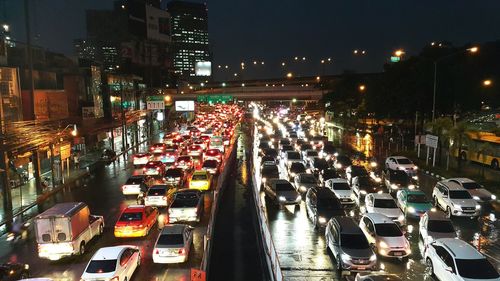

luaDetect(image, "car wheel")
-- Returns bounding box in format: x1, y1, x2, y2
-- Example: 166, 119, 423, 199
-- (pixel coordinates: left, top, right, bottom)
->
79, 242, 86, 255
446, 207, 452, 218
426, 258, 435, 277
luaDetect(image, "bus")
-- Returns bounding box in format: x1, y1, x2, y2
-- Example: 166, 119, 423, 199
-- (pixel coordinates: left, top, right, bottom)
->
454, 131, 500, 170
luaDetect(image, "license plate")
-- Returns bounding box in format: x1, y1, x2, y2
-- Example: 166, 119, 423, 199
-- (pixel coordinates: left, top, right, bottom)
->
358, 267, 366, 270
394, 252, 402, 256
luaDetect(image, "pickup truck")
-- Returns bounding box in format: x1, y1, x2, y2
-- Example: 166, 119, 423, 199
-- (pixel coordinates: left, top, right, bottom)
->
168, 189, 203, 223
34, 202, 104, 261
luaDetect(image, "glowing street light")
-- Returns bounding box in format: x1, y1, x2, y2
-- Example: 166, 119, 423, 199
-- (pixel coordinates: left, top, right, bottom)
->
286, 72, 293, 78
394, 49, 405, 57
468, 46, 479, 53
70, 124, 78, 137
483, 79, 492, 87
281, 62, 286, 66
2, 24, 8, 32
292, 98, 297, 103
359, 85, 366, 92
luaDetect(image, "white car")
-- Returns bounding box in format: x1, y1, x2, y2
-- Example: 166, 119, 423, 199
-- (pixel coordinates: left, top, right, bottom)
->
325, 178, 355, 206
385, 156, 418, 179
144, 185, 170, 207
364, 193, 405, 225
419, 211, 457, 245
80, 245, 140, 281
152, 224, 193, 264
121, 176, 146, 196
444, 178, 496, 203
133, 153, 150, 167
359, 213, 411, 258
425, 238, 500, 281
355, 273, 402, 281
432, 181, 480, 218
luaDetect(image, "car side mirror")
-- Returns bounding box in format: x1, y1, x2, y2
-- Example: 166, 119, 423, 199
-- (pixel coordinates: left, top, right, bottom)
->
445, 266, 454, 273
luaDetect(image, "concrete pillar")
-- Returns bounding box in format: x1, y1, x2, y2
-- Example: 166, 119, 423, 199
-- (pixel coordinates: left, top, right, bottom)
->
0, 151, 13, 219
31, 149, 43, 195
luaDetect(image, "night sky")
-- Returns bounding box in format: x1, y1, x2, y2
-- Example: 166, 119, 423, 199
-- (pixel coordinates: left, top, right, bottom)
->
3, 0, 500, 80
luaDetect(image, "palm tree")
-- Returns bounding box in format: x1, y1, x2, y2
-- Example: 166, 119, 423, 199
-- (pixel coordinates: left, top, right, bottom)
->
448, 121, 475, 171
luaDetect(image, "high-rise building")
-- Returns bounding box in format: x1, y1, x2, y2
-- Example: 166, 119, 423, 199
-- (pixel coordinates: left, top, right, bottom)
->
167, 1, 211, 80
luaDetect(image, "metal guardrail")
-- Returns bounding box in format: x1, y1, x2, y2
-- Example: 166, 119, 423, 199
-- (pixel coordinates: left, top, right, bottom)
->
250, 125, 284, 281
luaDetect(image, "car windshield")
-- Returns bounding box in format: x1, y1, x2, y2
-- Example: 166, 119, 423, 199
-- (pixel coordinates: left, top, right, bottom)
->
157, 233, 184, 245
192, 174, 208, 181
461, 182, 482, 190
338, 156, 352, 165
313, 159, 328, 169
391, 171, 410, 184
307, 151, 318, 157
282, 145, 293, 151
203, 161, 218, 168
148, 188, 166, 196
318, 198, 341, 209
290, 163, 305, 172
165, 169, 182, 177
126, 177, 143, 184
276, 183, 294, 191
449, 190, 472, 199
332, 182, 351, 190
375, 223, 403, 237
396, 158, 412, 164
351, 166, 368, 176
287, 152, 301, 160
455, 259, 499, 279
427, 220, 455, 233
178, 157, 191, 162
119, 212, 142, 221
407, 194, 429, 203
86, 260, 117, 273
176, 192, 199, 200
300, 175, 317, 184
374, 199, 398, 208
357, 176, 373, 186
341, 234, 370, 249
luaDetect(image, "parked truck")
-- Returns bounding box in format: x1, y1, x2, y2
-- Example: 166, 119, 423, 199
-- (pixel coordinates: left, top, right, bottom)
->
34, 202, 104, 261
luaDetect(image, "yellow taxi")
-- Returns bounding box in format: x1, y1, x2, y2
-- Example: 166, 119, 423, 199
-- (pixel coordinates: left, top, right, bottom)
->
189, 170, 212, 191
114, 205, 158, 237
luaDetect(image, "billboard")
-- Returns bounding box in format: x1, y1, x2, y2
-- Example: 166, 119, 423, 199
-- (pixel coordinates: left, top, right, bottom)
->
175, 101, 195, 112
146, 6, 171, 43
195, 61, 212, 76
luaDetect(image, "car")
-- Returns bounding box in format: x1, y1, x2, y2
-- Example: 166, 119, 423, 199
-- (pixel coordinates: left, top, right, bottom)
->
114, 205, 159, 237
262, 148, 279, 160
383, 169, 416, 193
351, 175, 383, 200
285, 151, 303, 168
302, 149, 319, 165
152, 224, 194, 264
310, 157, 329, 177
176, 155, 194, 171
396, 189, 433, 218
288, 162, 307, 180
346, 165, 369, 185
150, 152, 171, 164
325, 178, 355, 206
168, 189, 203, 223
280, 145, 295, 158
444, 178, 496, 203
364, 193, 405, 225
163, 149, 178, 164
164, 168, 186, 187
80, 246, 140, 281
260, 164, 280, 187
359, 213, 411, 258
325, 217, 377, 273
132, 153, 150, 167
204, 148, 223, 163
424, 238, 500, 281
0, 263, 30, 280
305, 187, 345, 228
201, 159, 220, 175
432, 181, 481, 218
143, 161, 165, 176
334, 155, 352, 171
144, 185, 175, 207
384, 156, 418, 179
293, 173, 319, 194
189, 170, 212, 191
121, 175, 148, 196
192, 138, 207, 150
310, 136, 324, 150
187, 144, 203, 157
354, 273, 402, 281
150, 143, 168, 153
263, 179, 301, 208
419, 211, 457, 245
319, 168, 340, 185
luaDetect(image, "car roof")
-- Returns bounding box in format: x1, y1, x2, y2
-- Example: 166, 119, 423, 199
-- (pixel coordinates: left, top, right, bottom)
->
93, 246, 130, 260
446, 177, 475, 183
161, 224, 188, 235
193, 170, 208, 175
273, 179, 291, 184
327, 178, 349, 184
371, 193, 394, 200
364, 213, 395, 224
436, 238, 484, 259
438, 181, 466, 190
315, 187, 337, 199
333, 217, 363, 234
391, 156, 409, 160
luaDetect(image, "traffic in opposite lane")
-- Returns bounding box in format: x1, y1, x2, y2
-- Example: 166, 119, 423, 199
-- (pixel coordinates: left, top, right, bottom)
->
0, 103, 243, 281
251, 103, 499, 281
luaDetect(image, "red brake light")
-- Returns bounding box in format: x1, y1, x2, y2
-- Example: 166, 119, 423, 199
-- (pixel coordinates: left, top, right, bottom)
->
178, 248, 186, 255
155, 249, 159, 254
156, 167, 160, 170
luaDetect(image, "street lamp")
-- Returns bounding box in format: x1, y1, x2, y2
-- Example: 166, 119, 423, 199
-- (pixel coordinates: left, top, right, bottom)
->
286, 72, 293, 78
483, 79, 492, 87
359, 85, 366, 92
2, 24, 8, 32
394, 49, 405, 57
432, 46, 479, 121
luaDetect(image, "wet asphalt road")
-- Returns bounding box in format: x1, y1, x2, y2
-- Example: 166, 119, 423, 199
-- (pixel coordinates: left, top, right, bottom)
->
254, 131, 500, 281
0, 134, 228, 281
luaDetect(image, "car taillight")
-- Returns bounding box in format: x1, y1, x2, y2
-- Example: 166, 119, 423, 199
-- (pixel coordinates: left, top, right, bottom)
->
156, 167, 160, 170
110, 277, 119, 281
143, 167, 147, 171
121, 185, 125, 190
162, 196, 166, 200
178, 248, 186, 255
155, 249, 159, 254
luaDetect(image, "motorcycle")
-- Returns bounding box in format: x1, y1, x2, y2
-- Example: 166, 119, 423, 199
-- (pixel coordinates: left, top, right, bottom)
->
6, 222, 30, 244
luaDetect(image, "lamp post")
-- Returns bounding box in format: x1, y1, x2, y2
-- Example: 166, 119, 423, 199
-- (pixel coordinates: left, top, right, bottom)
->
432, 46, 478, 121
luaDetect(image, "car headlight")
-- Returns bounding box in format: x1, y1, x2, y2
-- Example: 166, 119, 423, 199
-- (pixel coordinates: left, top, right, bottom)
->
475, 204, 481, 210
398, 215, 405, 222
391, 184, 398, 190
379, 241, 389, 249
408, 184, 416, 189
290, 172, 296, 177
412, 176, 419, 180
413, 166, 418, 170
375, 177, 382, 183
473, 196, 480, 201
296, 195, 302, 201
398, 166, 406, 170
407, 206, 416, 214
279, 196, 286, 202
492, 195, 497, 200
262, 177, 267, 183
452, 203, 461, 209
335, 163, 342, 169
370, 162, 377, 168
333, 152, 339, 157
341, 253, 352, 262
299, 186, 307, 192
369, 254, 377, 261
318, 216, 327, 224
360, 190, 367, 195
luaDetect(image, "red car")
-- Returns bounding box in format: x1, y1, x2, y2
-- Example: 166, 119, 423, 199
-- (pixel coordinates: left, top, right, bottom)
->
114, 205, 159, 237
143, 161, 165, 176
187, 144, 203, 156
204, 149, 223, 163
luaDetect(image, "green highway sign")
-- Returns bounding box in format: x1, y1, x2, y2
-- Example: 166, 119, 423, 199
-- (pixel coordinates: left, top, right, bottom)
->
197, 94, 233, 103
146, 95, 165, 101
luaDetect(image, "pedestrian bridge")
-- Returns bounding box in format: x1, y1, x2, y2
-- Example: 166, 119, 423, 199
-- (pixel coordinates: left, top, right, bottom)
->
172, 86, 323, 101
